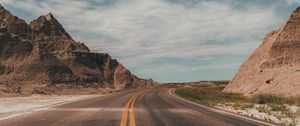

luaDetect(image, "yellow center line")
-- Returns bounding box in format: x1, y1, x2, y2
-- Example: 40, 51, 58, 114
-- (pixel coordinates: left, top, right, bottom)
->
120, 92, 143, 126
120, 94, 135, 126
129, 93, 140, 126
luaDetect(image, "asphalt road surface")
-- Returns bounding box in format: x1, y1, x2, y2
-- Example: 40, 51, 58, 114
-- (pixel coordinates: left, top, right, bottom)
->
0, 89, 276, 126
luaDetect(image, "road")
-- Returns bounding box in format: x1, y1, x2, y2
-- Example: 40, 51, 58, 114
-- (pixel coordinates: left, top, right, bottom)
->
0, 89, 275, 126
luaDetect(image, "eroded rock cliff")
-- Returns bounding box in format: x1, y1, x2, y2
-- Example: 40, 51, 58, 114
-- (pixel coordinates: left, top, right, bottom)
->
0, 5, 157, 95
223, 7, 300, 96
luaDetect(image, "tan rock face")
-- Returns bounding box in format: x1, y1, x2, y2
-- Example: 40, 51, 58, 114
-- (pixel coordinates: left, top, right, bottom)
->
223, 7, 300, 96
0, 5, 31, 39
0, 5, 156, 94
30, 13, 73, 40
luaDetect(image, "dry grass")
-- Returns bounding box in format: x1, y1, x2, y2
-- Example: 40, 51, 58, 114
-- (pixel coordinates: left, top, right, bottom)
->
252, 94, 300, 106
175, 87, 250, 106
175, 87, 300, 107
175, 86, 300, 125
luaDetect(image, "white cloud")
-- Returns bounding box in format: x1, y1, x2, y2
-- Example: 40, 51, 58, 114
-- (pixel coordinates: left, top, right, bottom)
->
2, 0, 282, 82
285, 0, 300, 5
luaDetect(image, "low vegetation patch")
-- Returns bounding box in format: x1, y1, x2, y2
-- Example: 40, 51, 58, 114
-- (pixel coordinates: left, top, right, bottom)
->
175, 87, 300, 126
175, 87, 250, 106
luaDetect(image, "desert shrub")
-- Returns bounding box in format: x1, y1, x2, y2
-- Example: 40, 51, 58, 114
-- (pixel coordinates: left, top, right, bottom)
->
256, 105, 271, 114
240, 103, 255, 110
270, 104, 287, 111
252, 94, 300, 106
285, 97, 300, 106
252, 94, 285, 104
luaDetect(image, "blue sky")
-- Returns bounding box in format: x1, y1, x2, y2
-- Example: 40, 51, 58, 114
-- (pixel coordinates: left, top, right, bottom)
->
2, 0, 300, 83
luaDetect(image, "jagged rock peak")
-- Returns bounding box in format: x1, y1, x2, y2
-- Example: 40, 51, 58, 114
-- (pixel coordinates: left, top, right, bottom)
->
0, 4, 31, 39
0, 4, 4, 10
0, 5, 157, 95
289, 6, 300, 19
45, 13, 54, 20
0, 4, 8, 12
30, 12, 73, 40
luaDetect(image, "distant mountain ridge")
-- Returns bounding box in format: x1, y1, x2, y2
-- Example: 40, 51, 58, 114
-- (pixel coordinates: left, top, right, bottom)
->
0, 5, 157, 95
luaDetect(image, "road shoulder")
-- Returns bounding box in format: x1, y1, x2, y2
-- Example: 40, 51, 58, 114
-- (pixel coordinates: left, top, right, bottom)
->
168, 89, 277, 126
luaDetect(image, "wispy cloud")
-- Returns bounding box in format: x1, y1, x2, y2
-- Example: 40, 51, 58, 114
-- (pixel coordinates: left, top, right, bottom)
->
2, 0, 298, 82
285, 0, 300, 5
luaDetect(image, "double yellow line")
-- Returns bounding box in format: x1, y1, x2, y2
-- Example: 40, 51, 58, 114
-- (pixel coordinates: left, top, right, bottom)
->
120, 92, 143, 126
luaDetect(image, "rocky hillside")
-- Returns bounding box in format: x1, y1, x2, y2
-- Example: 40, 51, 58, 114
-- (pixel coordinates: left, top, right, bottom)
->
223, 7, 300, 96
0, 5, 157, 95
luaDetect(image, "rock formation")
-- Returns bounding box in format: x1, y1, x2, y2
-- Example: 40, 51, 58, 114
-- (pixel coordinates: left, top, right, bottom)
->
223, 7, 300, 96
0, 5, 157, 95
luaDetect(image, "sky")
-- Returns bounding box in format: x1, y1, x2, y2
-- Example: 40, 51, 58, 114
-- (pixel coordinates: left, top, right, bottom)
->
1, 0, 300, 83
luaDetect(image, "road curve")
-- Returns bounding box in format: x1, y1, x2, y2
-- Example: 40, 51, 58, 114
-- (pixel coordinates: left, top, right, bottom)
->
0, 89, 276, 126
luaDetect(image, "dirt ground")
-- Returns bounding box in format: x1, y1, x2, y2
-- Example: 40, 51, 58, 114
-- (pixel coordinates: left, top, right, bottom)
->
0, 95, 101, 120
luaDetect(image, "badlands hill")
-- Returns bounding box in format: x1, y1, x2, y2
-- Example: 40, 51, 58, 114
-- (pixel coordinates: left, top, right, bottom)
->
0, 5, 157, 95
223, 7, 300, 96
